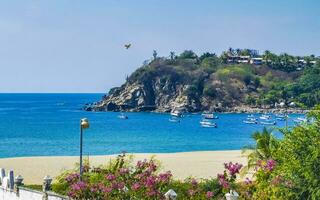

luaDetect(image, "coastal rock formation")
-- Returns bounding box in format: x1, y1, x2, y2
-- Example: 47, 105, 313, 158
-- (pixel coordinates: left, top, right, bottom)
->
85, 54, 317, 113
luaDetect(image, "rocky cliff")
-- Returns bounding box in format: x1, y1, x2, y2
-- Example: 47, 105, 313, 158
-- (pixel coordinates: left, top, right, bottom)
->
85, 56, 302, 113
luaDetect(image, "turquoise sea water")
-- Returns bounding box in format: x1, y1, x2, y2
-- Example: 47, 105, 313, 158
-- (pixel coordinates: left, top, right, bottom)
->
0, 94, 302, 158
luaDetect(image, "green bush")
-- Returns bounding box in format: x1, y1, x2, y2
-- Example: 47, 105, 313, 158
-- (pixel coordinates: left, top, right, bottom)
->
241, 106, 320, 199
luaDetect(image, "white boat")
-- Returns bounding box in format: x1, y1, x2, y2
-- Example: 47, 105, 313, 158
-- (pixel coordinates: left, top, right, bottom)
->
275, 114, 287, 121
200, 120, 217, 128
118, 113, 128, 119
294, 117, 307, 123
170, 110, 182, 117
243, 119, 258, 124
202, 113, 218, 119
201, 123, 217, 128
260, 120, 276, 125
260, 114, 272, 120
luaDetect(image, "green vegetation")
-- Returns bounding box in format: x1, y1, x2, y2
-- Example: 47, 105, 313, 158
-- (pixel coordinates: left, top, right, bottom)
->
51, 153, 237, 199
239, 105, 320, 199
125, 49, 319, 109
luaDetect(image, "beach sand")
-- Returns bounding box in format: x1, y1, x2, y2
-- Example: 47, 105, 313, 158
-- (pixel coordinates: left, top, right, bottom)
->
0, 150, 246, 184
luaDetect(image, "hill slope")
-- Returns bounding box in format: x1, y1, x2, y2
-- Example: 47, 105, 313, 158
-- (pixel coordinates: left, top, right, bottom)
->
86, 52, 320, 113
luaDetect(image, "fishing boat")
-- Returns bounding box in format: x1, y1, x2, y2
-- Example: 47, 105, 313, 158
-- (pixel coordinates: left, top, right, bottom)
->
202, 113, 218, 119
200, 120, 217, 128
260, 120, 276, 125
293, 117, 307, 123
243, 118, 258, 124
275, 114, 287, 121
170, 110, 182, 117
118, 113, 128, 119
201, 123, 217, 128
260, 114, 272, 120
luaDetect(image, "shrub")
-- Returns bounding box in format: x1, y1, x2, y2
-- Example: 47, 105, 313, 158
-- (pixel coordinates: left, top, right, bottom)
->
52, 154, 242, 199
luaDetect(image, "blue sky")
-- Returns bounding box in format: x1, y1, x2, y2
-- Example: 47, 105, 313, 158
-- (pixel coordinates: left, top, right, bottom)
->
0, 0, 319, 93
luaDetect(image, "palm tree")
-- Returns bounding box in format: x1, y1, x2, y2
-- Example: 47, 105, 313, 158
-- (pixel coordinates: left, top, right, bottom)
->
170, 51, 175, 60
153, 50, 157, 60
263, 50, 272, 65
241, 127, 278, 175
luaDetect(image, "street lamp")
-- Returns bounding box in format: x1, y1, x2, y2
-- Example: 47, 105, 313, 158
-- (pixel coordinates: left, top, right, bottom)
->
80, 118, 89, 180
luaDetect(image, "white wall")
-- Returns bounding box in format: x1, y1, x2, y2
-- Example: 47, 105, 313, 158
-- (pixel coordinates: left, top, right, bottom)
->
0, 187, 68, 200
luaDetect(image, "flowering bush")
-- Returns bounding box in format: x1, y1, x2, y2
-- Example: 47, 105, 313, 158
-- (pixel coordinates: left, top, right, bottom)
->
52, 154, 230, 199
217, 162, 242, 193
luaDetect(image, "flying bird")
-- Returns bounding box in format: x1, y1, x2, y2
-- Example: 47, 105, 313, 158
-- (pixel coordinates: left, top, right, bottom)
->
124, 44, 131, 49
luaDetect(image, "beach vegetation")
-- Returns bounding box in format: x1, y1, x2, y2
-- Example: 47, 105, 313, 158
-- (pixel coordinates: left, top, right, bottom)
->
240, 105, 320, 199
51, 153, 245, 199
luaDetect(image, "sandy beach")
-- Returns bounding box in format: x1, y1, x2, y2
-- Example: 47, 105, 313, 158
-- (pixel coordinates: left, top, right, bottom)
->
0, 150, 246, 184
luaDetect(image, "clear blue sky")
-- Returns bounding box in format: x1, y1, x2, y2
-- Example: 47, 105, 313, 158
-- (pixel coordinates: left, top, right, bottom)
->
0, 0, 319, 93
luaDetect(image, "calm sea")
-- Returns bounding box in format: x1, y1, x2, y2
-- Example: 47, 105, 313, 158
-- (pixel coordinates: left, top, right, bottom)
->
0, 93, 301, 158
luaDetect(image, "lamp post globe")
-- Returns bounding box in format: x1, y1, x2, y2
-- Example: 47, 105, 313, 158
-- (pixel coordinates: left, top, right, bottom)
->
81, 118, 89, 129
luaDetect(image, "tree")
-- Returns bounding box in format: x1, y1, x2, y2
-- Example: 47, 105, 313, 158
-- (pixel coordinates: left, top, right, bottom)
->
199, 52, 216, 62
200, 56, 221, 72
153, 50, 157, 60
242, 128, 278, 174
169, 51, 175, 60
179, 50, 198, 59
270, 105, 320, 199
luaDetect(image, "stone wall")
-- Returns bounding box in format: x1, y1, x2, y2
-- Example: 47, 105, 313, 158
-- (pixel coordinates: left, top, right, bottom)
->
0, 168, 68, 200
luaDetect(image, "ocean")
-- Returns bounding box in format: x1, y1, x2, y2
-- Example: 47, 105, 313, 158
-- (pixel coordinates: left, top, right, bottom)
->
0, 93, 301, 158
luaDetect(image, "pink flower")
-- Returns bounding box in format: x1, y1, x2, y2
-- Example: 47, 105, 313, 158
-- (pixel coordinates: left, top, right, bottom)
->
224, 162, 243, 176
117, 182, 125, 189
112, 182, 119, 189
136, 160, 147, 169
131, 182, 140, 191
71, 181, 87, 191
191, 178, 198, 186
102, 187, 112, 193
245, 177, 252, 185
146, 190, 156, 197
145, 176, 156, 188
106, 173, 116, 181
266, 159, 276, 171
206, 191, 214, 198
119, 168, 130, 175
158, 171, 172, 182
65, 173, 80, 183
148, 161, 157, 172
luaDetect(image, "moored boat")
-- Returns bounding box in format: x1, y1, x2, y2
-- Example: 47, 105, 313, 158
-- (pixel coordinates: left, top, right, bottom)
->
202, 113, 218, 119
171, 110, 182, 117
200, 120, 218, 128
260, 120, 276, 125
243, 119, 258, 124
260, 114, 272, 120
118, 113, 128, 119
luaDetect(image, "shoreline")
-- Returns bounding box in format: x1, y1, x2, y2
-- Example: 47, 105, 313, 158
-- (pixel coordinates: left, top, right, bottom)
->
0, 150, 246, 184
86, 104, 309, 114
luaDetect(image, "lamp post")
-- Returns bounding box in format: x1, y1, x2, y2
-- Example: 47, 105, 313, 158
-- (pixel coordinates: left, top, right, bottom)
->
80, 118, 89, 180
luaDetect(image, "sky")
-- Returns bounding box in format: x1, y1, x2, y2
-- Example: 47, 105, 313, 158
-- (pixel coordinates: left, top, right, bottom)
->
0, 0, 319, 93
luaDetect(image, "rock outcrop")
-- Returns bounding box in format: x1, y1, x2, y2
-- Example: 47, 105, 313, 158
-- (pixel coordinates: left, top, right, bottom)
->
85, 58, 304, 113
